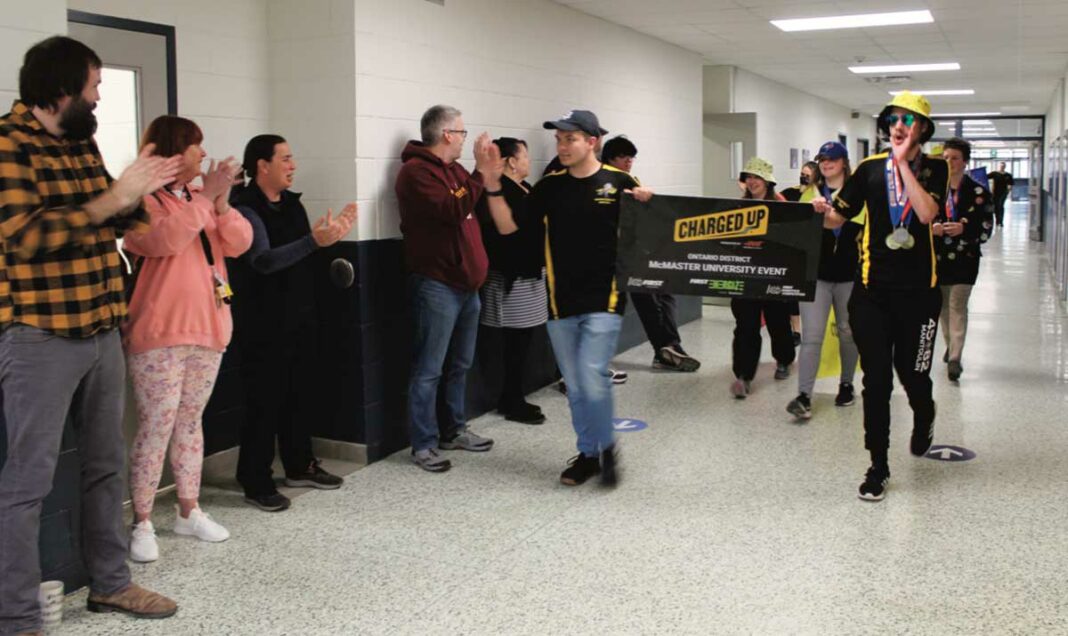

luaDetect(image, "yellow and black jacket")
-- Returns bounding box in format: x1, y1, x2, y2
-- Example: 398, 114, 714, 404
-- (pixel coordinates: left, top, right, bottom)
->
833, 151, 949, 290
527, 164, 638, 319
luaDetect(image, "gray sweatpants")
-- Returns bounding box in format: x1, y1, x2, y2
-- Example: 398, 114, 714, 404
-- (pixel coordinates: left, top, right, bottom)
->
797, 280, 859, 396
0, 325, 131, 634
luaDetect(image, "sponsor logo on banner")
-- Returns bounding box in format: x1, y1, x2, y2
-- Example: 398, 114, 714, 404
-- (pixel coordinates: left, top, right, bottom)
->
710, 279, 745, 292
674, 205, 769, 243
627, 277, 665, 289
915, 318, 937, 372
765, 284, 804, 297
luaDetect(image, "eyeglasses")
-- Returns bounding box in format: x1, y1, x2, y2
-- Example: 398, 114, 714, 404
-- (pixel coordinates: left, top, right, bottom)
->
885, 113, 916, 127
444, 129, 468, 139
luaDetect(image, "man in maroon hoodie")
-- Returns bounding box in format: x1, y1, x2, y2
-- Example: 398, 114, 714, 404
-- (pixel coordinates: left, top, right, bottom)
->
395, 105, 496, 472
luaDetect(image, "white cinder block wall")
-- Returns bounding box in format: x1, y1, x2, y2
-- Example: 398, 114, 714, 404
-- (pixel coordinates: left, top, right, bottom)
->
730, 67, 878, 183
352, 0, 704, 241
0, 3, 67, 106
67, 0, 272, 168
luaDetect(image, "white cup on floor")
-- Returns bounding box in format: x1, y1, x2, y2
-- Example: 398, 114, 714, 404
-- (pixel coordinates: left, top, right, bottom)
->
38, 580, 64, 628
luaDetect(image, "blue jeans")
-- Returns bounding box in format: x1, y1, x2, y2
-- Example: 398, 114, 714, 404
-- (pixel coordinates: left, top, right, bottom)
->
546, 313, 623, 456
407, 274, 480, 452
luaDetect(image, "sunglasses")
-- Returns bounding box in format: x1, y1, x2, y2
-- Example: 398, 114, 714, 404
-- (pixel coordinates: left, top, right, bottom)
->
885, 113, 916, 127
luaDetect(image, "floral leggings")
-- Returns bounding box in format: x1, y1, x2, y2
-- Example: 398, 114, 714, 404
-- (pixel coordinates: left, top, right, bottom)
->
127, 345, 223, 516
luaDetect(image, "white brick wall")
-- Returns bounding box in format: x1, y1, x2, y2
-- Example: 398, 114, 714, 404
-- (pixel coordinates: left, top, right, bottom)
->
353, 0, 704, 240
0, 2, 67, 107
68, 0, 271, 166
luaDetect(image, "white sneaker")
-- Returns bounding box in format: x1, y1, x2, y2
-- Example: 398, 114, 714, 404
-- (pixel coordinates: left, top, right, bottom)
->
129, 520, 159, 563
173, 506, 230, 543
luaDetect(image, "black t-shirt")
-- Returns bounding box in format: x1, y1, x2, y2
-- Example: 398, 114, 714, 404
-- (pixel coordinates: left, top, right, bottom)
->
526, 165, 639, 319
988, 171, 1014, 198
833, 151, 949, 290
476, 178, 543, 284
780, 185, 804, 202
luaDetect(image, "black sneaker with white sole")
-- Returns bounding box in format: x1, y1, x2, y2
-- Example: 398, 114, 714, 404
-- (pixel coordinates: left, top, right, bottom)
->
284, 459, 343, 489
611, 369, 628, 384
244, 491, 291, 512
858, 465, 890, 501
560, 454, 601, 486
910, 402, 936, 457
786, 393, 812, 420
654, 346, 701, 372
835, 382, 855, 407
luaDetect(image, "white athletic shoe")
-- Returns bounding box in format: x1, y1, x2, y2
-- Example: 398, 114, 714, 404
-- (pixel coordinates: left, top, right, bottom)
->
129, 520, 159, 563
173, 506, 230, 543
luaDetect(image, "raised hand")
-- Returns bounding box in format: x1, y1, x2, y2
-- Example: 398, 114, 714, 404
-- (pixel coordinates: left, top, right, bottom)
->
112, 143, 182, 209
473, 133, 504, 184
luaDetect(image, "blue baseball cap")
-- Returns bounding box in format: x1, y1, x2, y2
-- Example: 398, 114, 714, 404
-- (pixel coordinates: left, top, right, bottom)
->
815, 141, 848, 161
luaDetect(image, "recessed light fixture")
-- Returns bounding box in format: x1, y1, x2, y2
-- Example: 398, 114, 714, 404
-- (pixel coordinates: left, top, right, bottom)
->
772, 10, 933, 32
889, 89, 975, 96
850, 62, 960, 74
933, 111, 1001, 117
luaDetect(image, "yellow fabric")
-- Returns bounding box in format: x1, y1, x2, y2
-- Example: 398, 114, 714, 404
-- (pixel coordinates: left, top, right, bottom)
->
885, 91, 932, 119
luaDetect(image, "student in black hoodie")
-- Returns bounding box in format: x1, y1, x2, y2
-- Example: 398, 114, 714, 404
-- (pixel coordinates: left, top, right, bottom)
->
229, 134, 356, 512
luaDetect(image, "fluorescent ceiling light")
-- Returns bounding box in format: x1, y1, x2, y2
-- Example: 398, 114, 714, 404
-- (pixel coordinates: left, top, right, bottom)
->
933, 111, 1001, 116
961, 120, 993, 125
772, 10, 933, 32
889, 89, 974, 96
850, 62, 960, 74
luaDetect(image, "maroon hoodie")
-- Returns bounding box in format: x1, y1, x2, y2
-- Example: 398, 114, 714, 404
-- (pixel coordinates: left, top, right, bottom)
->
395, 141, 488, 291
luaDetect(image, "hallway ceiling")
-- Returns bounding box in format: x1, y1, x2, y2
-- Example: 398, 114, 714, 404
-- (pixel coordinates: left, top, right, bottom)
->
553, 0, 1068, 117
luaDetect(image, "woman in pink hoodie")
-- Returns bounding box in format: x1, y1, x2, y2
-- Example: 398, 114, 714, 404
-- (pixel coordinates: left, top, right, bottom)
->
120, 116, 253, 562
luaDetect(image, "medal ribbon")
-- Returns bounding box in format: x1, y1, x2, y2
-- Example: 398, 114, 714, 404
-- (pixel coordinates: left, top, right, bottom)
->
946, 187, 958, 221
885, 158, 914, 230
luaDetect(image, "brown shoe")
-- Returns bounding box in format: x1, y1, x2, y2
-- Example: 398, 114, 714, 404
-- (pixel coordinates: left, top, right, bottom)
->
87, 583, 177, 619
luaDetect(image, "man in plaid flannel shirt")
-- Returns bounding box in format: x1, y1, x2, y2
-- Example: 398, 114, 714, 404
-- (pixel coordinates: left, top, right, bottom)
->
0, 36, 183, 633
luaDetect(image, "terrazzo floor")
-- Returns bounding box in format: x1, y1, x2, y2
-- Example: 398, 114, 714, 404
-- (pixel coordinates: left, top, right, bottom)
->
55, 202, 1068, 634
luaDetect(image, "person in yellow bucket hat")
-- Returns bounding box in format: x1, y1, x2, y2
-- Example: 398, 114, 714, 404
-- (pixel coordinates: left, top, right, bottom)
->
812, 91, 949, 502
729, 157, 796, 399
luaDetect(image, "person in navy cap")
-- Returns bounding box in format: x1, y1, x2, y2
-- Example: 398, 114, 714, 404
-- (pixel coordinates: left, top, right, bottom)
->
786, 141, 862, 422
479, 110, 653, 487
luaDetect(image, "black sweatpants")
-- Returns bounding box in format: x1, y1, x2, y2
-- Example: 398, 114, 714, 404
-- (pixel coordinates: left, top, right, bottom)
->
631, 291, 681, 352
236, 330, 317, 497
848, 284, 942, 458
730, 298, 796, 381
499, 326, 536, 410
994, 193, 1008, 226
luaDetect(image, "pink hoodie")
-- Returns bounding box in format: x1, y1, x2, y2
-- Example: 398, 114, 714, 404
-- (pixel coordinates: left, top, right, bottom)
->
121, 186, 253, 354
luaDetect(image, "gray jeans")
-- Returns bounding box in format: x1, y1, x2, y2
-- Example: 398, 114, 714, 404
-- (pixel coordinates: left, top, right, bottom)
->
940, 284, 973, 362
798, 280, 858, 396
0, 325, 131, 634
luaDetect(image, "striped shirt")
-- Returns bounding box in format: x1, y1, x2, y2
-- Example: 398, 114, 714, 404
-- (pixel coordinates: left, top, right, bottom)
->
0, 101, 148, 337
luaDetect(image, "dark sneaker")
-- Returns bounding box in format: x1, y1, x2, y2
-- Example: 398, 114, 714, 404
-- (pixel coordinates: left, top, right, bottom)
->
858, 465, 890, 501
600, 444, 620, 487
611, 369, 628, 384
412, 448, 452, 472
501, 401, 546, 425
948, 360, 963, 382
911, 403, 936, 457
730, 378, 751, 399
243, 492, 291, 512
560, 454, 601, 486
835, 382, 856, 407
284, 460, 343, 489
786, 393, 812, 421
655, 346, 701, 372
774, 362, 791, 380
792, 331, 801, 347
556, 380, 568, 395
440, 428, 494, 452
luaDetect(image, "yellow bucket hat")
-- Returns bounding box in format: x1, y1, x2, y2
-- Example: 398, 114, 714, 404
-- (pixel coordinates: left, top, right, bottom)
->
738, 157, 777, 186
878, 90, 935, 143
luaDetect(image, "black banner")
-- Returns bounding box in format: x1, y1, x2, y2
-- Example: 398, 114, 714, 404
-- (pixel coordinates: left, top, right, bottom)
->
617, 194, 823, 301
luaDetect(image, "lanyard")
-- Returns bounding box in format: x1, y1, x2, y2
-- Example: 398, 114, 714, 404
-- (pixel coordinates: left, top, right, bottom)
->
820, 184, 842, 238
946, 187, 958, 221
884, 158, 914, 229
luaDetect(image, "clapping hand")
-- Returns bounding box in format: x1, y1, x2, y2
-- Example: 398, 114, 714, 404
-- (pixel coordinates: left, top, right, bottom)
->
112, 144, 183, 211
200, 157, 241, 213
312, 202, 358, 246
473, 133, 504, 186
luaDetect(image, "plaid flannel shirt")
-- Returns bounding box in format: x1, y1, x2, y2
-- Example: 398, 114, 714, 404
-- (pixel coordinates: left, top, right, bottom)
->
0, 100, 148, 337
